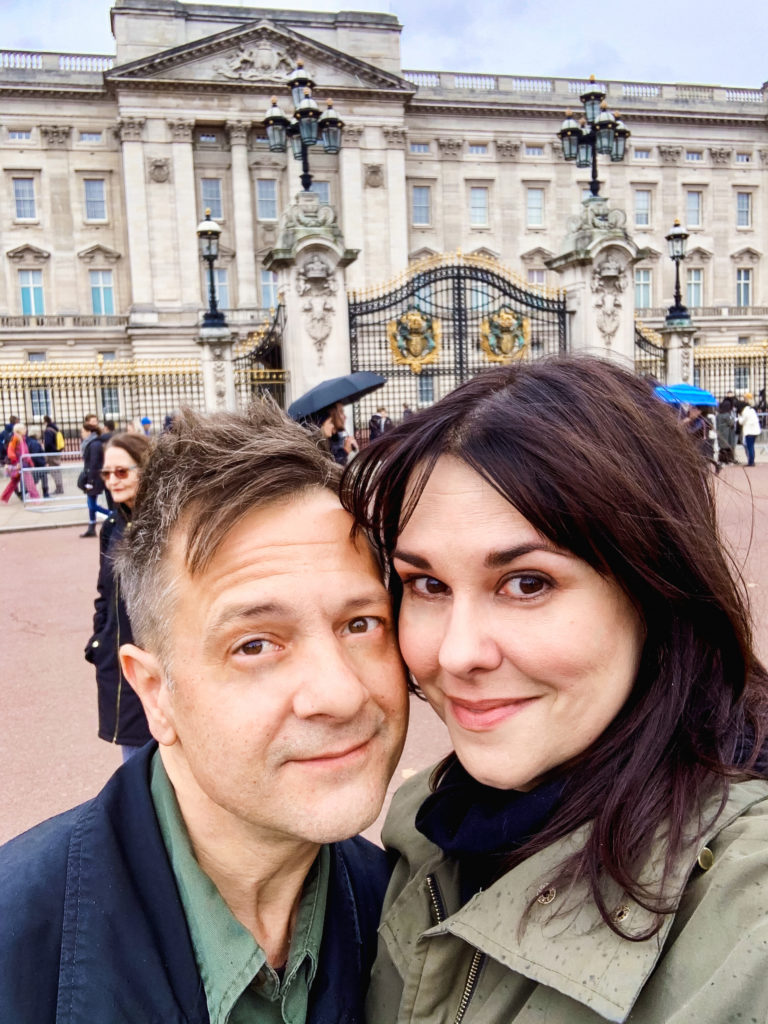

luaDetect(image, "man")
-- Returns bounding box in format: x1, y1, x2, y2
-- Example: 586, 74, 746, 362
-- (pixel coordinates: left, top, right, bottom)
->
368, 406, 393, 442
79, 417, 108, 536
42, 414, 64, 494
0, 404, 408, 1023
0, 412, 19, 461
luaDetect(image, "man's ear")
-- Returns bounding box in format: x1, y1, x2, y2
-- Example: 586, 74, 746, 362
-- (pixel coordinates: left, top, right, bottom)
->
120, 643, 177, 746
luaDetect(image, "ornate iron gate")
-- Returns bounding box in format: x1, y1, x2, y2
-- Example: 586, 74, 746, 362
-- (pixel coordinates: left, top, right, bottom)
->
634, 320, 667, 383
348, 253, 568, 437
233, 305, 288, 409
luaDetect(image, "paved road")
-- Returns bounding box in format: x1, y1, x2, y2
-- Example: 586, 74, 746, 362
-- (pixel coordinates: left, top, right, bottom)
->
2, 462, 768, 846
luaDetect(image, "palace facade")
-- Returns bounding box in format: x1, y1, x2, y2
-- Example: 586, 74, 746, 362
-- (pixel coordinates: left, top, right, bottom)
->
0, 0, 767, 371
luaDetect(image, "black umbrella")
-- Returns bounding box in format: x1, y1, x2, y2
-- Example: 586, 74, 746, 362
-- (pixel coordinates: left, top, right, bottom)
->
287, 371, 387, 421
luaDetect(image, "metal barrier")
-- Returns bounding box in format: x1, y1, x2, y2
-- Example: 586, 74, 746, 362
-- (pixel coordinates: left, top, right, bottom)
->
15, 452, 88, 512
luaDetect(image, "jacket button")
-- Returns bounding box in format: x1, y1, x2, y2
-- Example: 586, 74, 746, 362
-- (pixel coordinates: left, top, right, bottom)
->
537, 886, 556, 905
91, 640, 100, 648
697, 847, 714, 871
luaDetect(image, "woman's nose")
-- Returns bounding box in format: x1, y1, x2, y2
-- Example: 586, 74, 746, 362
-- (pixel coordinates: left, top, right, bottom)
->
437, 599, 503, 678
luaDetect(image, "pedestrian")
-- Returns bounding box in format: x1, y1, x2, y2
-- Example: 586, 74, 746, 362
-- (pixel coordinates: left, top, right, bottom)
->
1, 423, 40, 503
85, 433, 153, 761
42, 415, 64, 494
79, 419, 109, 537
140, 415, 152, 436
715, 397, 736, 464
26, 430, 49, 497
368, 406, 393, 442
344, 357, 768, 1024
402, 402, 413, 421
323, 401, 359, 465
0, 402, 407, 1023
738, 394, 761, 467
0, 414, 19, 462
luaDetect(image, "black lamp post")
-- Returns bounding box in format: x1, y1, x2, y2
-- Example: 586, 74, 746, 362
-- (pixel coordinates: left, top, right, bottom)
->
196, 209, 226, 328
263, 60, 344, 192
665, 218, 690, 324
558, 75, 629, 196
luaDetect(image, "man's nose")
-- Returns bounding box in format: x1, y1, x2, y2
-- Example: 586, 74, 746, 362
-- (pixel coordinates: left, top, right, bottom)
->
292, 639, 368, 720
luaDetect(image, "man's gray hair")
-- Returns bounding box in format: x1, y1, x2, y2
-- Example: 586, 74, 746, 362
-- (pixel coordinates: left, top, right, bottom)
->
115, 401, 341, 666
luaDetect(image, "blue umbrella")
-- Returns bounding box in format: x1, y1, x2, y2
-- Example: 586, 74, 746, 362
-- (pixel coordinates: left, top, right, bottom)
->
288, 371, 386, 421
654, 383, 718, 407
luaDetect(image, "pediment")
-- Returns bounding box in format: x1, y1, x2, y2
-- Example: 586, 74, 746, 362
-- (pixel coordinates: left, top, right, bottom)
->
469, 246, 500, 261
77, 244, 121, 263
107, 21, 413, 95
731, 246, 761, 263
686, 246, 713, 262
6, 244, 50, 263
635, 246, 662, 263
520, 246, 554, 263
409, 247, 439, 262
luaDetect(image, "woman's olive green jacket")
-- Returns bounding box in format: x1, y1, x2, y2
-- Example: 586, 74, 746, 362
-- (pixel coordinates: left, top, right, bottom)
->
366, 768, 768, 1024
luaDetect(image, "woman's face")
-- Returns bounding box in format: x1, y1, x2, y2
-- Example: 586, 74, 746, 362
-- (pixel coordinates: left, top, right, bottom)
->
101, 446, 141, 508
393, 456, 644, 791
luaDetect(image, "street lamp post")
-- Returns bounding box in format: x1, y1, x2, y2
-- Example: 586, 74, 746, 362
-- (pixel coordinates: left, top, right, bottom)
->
196, 209, 226, 328
665, 218, 690, 324
557, 75, 630, 196
263, 60, 344, 191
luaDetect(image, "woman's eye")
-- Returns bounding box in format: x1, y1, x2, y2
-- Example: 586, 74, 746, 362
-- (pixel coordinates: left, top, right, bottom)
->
343, 616, 381, 635
504, 575, 549, 598
411, 576, 448, 596
238, 638, 280, 656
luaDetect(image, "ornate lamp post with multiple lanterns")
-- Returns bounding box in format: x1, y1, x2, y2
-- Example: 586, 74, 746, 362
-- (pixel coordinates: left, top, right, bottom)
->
263, 60, 344, 192
557, 75, 630, 196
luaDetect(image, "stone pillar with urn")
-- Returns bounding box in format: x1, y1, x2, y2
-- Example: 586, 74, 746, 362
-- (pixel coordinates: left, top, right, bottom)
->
263, 189, 358, 405
547, 197, 649, 368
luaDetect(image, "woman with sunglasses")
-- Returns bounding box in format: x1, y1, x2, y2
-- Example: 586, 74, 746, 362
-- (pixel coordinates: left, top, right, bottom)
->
85, 432, 153, 761
343, 357, 768, 1024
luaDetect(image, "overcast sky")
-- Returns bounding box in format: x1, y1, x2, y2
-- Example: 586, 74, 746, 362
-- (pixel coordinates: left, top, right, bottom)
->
2, 0, 767, 88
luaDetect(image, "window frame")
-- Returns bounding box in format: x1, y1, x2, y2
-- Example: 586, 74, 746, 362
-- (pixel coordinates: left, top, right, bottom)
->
200, 177, 223, 220
89, 269, 115, 316
19, 268, 45, 316
411, 184, 432, 227
686, 189, 702, 229
256, 178, 278, 221
736, 267, 752, 307
83, 178, 107, 222
12, 177, 36, 220
525, 186, 545, 228
468, 185, 489, 227
686, 267, 703, 309
633, 188, 652, 228
736, 191, 753, 229
634, 267, 652, 308
260, 269, 279, 309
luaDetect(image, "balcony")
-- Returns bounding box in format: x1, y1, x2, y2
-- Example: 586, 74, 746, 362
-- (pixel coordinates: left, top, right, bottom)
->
0, 314, 128, 329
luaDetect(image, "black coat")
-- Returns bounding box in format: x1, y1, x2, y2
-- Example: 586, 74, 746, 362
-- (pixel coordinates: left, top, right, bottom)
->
0, 743, 391, 1024
85, 510, 151, 747
81, 433, 105, 495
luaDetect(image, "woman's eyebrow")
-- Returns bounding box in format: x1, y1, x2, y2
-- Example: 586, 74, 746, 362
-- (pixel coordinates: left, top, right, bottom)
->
484, 543, 561, 569
392, 549, 432, 569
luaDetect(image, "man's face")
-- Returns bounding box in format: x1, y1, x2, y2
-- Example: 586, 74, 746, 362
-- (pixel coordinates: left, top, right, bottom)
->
153, 488, 408, 846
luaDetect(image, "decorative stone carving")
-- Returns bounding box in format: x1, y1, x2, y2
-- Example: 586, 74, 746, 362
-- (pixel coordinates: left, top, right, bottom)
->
147, 157, 171, 183
563, 197, 628, 253
77, 244, 121, 263
6, 244, 50, 264
658, 145, 682, 165
214, 42, 294, 81
168, 119, 194, 142
687, 246, 713, 263
296, 252, 338, 362
591, 251, 628, 344
212, 345, 227, 407
226, 120, 250, 144
383, 126, 407, 149
551, 139, 563, 158
343, 125, 364, 146
495, 139, 520, 161
730, 246, 761, 264
437, 137, 462, 159
759, 149, 768, 166
709, 146, 732, 165
681, 333, 694, 382
364, 163, 384, 188
274, 190, 345, 253
115, 117, 145, 142
39, 125, 71, 148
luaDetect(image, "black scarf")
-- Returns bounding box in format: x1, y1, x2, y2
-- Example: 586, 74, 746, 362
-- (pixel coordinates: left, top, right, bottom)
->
416, 758, 565, 903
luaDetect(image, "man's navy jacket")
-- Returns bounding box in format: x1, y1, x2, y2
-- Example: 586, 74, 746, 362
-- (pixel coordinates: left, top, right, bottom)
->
0, 743, 390, 1023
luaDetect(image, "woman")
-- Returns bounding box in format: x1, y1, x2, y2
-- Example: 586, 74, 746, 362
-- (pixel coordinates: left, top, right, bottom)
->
738, 395, 761, 467
80, 419, 110, 537
85, 432, 153, 760
1, 423, 40, 503
343, 357, 768, 1023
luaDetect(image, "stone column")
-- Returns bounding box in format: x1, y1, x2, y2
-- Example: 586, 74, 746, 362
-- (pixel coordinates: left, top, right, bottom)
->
168, 119, 201, 311
264, 190, 359, 405
226, 120, 258, 307
548, 197, 649, 368
659, 322, 697, 384
437, 137, 463, 253
116, 117, 156, 322
197, 326, 237, 411
338, 125, 365, 289
383, 127, 408, 277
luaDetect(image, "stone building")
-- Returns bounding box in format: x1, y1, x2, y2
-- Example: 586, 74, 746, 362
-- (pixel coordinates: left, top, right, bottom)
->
1, 0, 767, 379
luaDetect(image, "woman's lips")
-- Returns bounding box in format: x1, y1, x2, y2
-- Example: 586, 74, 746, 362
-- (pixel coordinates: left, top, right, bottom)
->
447, 696, 539, 731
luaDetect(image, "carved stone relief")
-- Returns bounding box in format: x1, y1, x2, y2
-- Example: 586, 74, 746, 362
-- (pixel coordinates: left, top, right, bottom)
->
213, 42, 293, 81
681, 333, 693, 382
437, 137, 462, 159
211, 345, 227, 408
296, 252, 338, 363
383, 126, 407, 150
343, 125, 364, 147
226, 120, 250, 145
168, 120, 195, 143
591, 251, 628, 344
495, 139, 520, 161
147, 157, 171, 183
364, 163, 384, 188
709, 147, 732, 165
115, 118, 145, 142
658, 145, 682, 165
40, 125, 71, 148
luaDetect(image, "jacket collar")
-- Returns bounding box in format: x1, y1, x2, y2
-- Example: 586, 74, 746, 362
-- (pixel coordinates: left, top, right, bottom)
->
385, 777, 768, 1023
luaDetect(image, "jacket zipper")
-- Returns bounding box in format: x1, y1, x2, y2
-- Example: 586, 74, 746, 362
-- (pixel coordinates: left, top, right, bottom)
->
111, 575, 122, 743
425, 874, 486, 1024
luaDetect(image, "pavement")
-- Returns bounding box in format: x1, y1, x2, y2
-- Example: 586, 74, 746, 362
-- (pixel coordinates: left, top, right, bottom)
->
3, 460, 768, 847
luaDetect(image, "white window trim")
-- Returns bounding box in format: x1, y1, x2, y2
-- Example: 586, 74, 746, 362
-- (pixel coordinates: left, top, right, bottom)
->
411, 183, 433, 227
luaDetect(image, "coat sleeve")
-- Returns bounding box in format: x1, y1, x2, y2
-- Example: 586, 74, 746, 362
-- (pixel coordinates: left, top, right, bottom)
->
86, 518, 116, 658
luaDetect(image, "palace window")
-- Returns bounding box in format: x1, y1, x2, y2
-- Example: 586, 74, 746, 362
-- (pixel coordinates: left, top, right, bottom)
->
736, 268, 752, 306
525, 145, 544, 157
309, 180, 330, 205
469, 143, 488, 155
634, 189, 651, 227
19, 269, 44, 315
469, 186, 489, 226
84, 178, 106, 220
9, 129, 31, 141
201, 178, 223, 219
686, 150, 703, 162
412, 185, 431, 226
686, 190, 702, 228
634, 268, 652, 308
686, 268, 703, 308
634, 148, 650, 159
13, 177, 35, 219
734, 362, 751, 390
737, 191, 752, 228
261, 269, 279, 309
528, 268, 546, 286
418, 373, 434, 406
90, 269, 114, 315
80, 131, 102, 143
526, 187, 544, 227
213, 268, 229, 309
736, 152, 751, 163
256, 179, 278, 220
101, 387, 120, 417
410, 142, 430, 154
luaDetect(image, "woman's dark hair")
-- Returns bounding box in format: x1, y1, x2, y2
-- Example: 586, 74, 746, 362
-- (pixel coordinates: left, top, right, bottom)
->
105, 431, 152, 468
341, 356, 768, 938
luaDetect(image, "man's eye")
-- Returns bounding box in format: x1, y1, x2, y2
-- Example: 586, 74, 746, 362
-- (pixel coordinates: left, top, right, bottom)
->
343, 616, 381, 635
411, 576, 448, 596
238, 638, 280, 656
